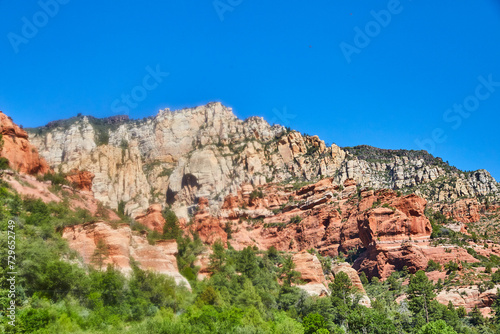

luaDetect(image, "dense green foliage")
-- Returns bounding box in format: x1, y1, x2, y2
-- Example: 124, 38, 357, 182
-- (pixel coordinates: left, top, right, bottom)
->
343, 145, 453, 169
1, 182, 500, 333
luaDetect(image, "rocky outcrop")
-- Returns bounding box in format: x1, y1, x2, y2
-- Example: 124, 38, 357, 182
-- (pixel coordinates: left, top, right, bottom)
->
433, 198, 481, 224
0, 111, 50, 175
62, 222, 190, 289
340, 146, 499, 203
332, 262, 371, 307
292, 252, 329, 296
436, 286, 500, 317
66, 169, 95, 192
135, 204, 165, 233
29, 103, 498, 216
357, 193, 431, 245
180, 177, 488, 281
4, 172, 119, 220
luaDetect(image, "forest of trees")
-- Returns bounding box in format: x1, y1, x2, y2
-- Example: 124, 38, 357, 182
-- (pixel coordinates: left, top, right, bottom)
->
1, 181, 500, 333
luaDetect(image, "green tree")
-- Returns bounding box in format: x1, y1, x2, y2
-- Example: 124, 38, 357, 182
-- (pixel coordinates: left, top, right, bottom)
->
407, 270, 436, 323
236, 279, 264, 312
492, 270, 500, 283
274, 312, 305, 334
469, 306, 485, 326
237, 246, 259, 279
359, 271, 369, 285
163, 207, 181, 239
426, 260, 442, 272
330, 271, 353, 306
208, 240, 227, 273
279, 255, 301, 287
417, 320, 457, 334
197, 285, 219, 306
91, 239, 109, 269
302, 313, 328, 334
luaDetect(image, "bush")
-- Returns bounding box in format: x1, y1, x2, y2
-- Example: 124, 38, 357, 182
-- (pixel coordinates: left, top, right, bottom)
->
43, 172, 70, 187
289, 215, 302, 224
250, 189, 264, 201
492, 270, 500, 283
118, 200, 126, 216
426, 260, 442, 272
96, 131, 109, 146
444, 261, 459, 273
417, 320, 457, 334
0, 157, 9, 169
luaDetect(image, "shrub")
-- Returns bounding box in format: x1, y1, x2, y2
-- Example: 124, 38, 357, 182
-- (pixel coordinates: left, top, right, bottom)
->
120, 139, 129, 150
492, 270, 500, 283
250, 189, 264, 201
426, 259, 442, 272
118, 200, 126, 216
43, 172, 70, 187
417, 320, 457, 334
289, 215, 302, 224
444, 261, 459, 273
0, 157, 9, 169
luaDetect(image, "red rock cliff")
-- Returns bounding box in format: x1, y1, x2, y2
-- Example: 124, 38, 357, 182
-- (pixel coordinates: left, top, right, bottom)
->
0, 111, 50, 174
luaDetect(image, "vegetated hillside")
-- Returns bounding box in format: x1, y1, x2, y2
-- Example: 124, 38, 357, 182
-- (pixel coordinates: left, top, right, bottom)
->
1, 170, 500, 333
344, 145, 452, 168
1, 111, 500, 333
26, 103, 499, 220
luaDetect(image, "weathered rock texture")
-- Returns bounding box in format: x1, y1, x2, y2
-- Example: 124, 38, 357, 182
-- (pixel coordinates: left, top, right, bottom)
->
292, 252, 329, 296
27, 103, 499, 217
134, 204, 166, 234
436, 285, 500, 316
4, 172, 119, 219
180, 177, 482, 280
0, 111, 50, 174
332, 262, 371, 307
66, 169, 95, 192
62, 222, 190, 289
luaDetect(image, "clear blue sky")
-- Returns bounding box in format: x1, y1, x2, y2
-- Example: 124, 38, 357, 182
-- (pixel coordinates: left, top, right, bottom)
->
1, 1, 499, 180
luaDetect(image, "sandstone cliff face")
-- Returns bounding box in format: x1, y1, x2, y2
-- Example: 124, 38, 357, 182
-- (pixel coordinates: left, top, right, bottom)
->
66, 169, 95, 192
340, 146, 499, 203
332, 262, 371, 307
0, 111, 49, 175
292, 252, 329, 296
436, 285, 500, 317
182, 177, 468, 280
28, 103, 499, 216
134, 204, 166, 234
62, 222, 190, 289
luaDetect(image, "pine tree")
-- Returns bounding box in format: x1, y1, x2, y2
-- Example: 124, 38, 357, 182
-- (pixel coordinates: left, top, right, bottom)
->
91, 239, 109, 269
279, 255, 301, 287
407, 270, 436, 323
208, 240, 227, 273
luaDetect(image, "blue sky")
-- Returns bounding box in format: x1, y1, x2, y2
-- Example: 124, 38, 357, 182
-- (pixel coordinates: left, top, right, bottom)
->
0, 0, 499, 180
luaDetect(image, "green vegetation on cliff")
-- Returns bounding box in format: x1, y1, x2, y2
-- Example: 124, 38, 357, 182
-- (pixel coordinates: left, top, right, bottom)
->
1, 180, 500, 333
